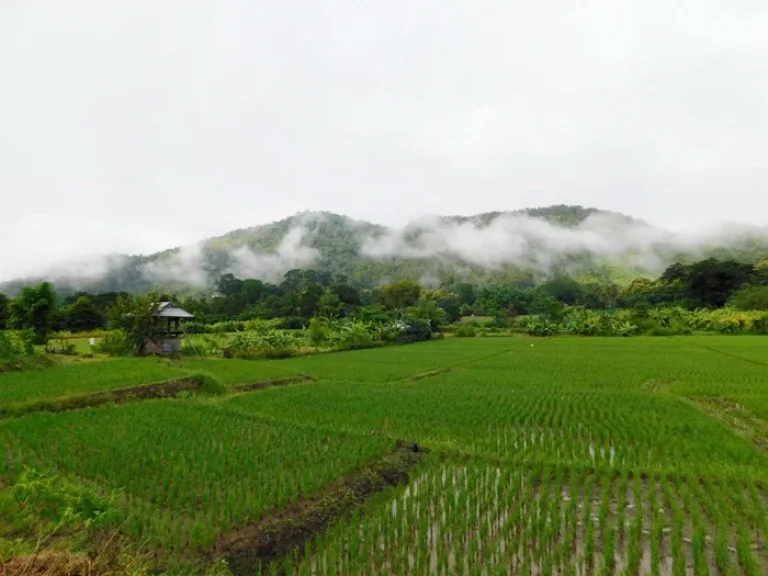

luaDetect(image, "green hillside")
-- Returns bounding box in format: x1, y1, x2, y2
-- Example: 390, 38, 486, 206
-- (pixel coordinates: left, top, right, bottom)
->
2, 205, 767, 296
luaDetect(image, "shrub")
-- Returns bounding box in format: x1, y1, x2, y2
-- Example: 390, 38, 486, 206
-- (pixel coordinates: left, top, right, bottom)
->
454, 325, 477, 338
0, 330, 18, 358
278, 316, 306, 330
95, 330, 133, 357
211, 320, 246, 333
257, 331, 304, 358
396, 316, 432, 343
184, 321, 211, 334
489, 317, 512, 328
752, 314, 768, 335
308, 318, 329, 348
330, 320, 375, 350
524, 318, 559, 337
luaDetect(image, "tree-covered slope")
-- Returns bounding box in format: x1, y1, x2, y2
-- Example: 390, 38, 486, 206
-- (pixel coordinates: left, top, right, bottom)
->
2, 205, 767, 296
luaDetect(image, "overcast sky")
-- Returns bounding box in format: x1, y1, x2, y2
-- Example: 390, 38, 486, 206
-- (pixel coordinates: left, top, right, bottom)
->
2, 1, 768, 280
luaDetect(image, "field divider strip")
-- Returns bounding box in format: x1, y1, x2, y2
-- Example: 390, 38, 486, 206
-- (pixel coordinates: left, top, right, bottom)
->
1, 372, 319, 420
217, 440, 428, 576
230, 374, 315, 392
670, 336, 768, 368
0, 376, 206, 420
391, 345, 519, 385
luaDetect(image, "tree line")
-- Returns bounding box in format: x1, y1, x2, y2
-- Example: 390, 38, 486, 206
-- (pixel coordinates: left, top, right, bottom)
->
1, 257, 767, 344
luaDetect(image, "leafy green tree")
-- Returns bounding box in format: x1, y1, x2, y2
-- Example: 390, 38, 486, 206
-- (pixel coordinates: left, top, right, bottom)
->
107, 293, 159, 355
377, 280, 422, 310
730, 286, 768, 311
330, 283, 361, 309
455, 283, 476, 307
60, 296, 105, 332
0, 293, 9, 330
540, 275, 582, 306
478, 286, 531, 316
318, 291, 344, 318
216, 273, 243, 297
529, 292, 565, 319
8, 282, 57, 344
299, 284, 324, 318
406, 298, 448, 331
685, 258, 753, 308
307, 317, 329, 348
753, 260, 768, 286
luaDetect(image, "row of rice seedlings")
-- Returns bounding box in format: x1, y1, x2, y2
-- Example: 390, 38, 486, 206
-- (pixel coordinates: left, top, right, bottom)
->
293, 460, 768, 576
227, 362, 768, 479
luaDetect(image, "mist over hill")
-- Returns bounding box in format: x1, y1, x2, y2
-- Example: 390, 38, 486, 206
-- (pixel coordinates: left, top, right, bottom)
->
3, 205, 768, 296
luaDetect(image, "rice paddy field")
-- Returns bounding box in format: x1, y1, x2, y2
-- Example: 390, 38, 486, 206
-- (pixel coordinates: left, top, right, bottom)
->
2, 335, 768, 575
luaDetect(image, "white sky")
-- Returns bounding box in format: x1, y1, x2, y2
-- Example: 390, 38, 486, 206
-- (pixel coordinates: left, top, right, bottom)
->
2, 1, 768, 280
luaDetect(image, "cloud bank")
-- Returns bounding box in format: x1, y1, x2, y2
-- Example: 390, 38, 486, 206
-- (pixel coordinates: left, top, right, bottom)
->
225, 227, 320, 283
360, 212, 768, 274
138, 225, 320, 288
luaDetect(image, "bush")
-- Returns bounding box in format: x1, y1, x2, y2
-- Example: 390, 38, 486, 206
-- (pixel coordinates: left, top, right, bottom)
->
330, 319, 375, 350
278, 316, 306, 330
731, 285, 768, 311
184, 321, 211, 334
308, 317, 329, 348
95, 330, 133, 357
454, 325, 477, 338
227, 330, 304, 359
211, 320, 246, 333
489, 317, 512, 328
0, 330, 18, 358
396, 316, 432, 343
752, 314, 768, 335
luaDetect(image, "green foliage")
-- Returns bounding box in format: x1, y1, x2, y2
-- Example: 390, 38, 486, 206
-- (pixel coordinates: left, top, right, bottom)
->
0, 331, 20, 359
107, 293, 160, 355
95, 329, 134, 356
523, 317, 559, 337
58, 295, 105, 332
405, 297, 448, 331
731, 285, 768, 310
308, 317, 330, 348
0, 292, 9, 330
395, 315, 432, 343
376, 280, 422, 310
328, 319, 376, 350
6, 468, 120, 531
226, 330, 305, 359
454, 325, 477, 337
8, 282, 57, 344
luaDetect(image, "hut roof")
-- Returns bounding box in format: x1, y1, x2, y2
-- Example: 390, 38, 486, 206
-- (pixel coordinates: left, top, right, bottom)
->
152, 302, 195, 319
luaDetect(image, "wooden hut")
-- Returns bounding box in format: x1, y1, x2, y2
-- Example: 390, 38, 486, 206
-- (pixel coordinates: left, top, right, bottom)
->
145, 302, 194, 355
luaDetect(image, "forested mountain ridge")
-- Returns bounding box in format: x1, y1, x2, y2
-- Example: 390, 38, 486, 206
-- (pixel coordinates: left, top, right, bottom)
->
2, 205, 767, 296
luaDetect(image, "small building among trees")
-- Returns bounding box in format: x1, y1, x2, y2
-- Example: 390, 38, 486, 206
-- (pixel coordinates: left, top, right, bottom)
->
145, 302, 194, 355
